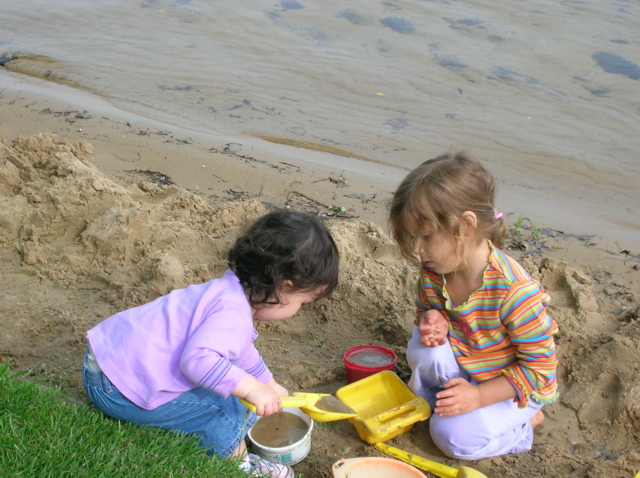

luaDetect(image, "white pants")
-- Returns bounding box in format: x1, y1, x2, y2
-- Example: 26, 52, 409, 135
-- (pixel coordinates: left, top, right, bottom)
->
407, 327, 543, 461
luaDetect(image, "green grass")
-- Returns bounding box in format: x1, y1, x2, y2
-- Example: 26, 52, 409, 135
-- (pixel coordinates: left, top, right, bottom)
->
512, 214, 541, 239
0, 364, 251, 477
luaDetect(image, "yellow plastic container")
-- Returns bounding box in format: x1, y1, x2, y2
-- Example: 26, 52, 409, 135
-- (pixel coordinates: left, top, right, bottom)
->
335, 370, 431, 444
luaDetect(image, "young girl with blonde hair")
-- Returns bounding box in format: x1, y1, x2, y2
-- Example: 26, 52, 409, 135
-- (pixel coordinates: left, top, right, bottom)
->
389, 152, 558, 461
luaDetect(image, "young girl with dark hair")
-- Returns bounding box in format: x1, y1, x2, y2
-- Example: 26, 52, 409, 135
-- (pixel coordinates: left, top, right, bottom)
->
389, 152, 558, 461
83, 209, 339, 477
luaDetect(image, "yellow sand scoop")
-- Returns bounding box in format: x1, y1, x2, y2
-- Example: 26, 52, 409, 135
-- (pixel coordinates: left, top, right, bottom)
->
374, 442, 488, 478
241, 392, 357, 422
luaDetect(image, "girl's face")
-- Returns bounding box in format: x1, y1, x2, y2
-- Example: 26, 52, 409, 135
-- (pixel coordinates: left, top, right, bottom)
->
252, 287, 324, 322
410, 223, 462, 275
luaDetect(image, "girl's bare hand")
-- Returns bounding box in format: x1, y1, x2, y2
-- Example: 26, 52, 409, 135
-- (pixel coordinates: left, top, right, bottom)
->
244, 386, 282, 416
418, 309, 448, 347
267, 378, 289, 398
433, 377, 482, 416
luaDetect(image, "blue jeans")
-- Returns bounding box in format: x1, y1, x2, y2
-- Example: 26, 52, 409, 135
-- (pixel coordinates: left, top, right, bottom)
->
82, 349, 257, 457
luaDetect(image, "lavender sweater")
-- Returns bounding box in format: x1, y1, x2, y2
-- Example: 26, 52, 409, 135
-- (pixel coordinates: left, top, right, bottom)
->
87, 269, 272, 410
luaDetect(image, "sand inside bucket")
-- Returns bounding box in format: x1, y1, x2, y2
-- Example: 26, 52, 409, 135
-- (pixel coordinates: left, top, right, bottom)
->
250, 411, 310, 448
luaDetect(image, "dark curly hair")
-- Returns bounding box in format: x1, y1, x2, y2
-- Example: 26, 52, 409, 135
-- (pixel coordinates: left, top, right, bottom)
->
228, 210, 339, 307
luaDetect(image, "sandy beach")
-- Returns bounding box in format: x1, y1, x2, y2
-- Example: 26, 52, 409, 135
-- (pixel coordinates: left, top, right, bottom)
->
1, 70, 639, 477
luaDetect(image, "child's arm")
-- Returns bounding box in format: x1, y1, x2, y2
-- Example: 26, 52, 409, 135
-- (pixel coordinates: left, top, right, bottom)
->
417, 309, 448, 347
266, 378, 289, 398
232, 372, 286, 416
499, 281, 558, 406
433, 376, 516, 417
414, 270, 449, 347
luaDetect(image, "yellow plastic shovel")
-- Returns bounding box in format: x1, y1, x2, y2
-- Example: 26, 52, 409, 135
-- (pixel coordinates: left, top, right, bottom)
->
240, 392, 357, 422
374, 442, 488, 478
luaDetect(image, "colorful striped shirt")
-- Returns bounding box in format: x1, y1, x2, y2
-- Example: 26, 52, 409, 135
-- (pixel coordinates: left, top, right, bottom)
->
416, 243, 559, 407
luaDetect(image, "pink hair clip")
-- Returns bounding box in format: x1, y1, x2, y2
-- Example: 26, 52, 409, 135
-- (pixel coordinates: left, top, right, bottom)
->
493, 208, 503, 220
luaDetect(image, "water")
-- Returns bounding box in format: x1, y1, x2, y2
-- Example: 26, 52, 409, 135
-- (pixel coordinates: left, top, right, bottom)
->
1, 0, 639, 244
348, 350, 395, 368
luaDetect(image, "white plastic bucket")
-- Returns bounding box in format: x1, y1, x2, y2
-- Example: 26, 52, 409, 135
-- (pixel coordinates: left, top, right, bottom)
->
247, 407, 314, 466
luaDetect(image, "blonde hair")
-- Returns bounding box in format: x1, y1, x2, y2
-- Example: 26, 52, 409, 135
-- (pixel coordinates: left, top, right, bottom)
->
389, 151, 505, 264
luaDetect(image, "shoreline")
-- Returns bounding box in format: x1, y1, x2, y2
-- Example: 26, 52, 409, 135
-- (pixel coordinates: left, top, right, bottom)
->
1, 67, 639, 257
0, 68, 403, 226
1, 68, 640, 478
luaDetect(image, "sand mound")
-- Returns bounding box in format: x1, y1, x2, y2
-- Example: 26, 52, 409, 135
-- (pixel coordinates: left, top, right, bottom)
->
1, 133, 639, 477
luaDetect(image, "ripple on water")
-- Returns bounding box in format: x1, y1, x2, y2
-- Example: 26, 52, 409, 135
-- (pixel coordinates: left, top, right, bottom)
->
592, 52, 640, 80
380, 16, 415, 34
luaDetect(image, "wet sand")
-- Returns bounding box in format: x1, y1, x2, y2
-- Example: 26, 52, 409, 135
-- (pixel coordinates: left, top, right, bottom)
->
1, 68, 638, 251
1, 68, 640, 477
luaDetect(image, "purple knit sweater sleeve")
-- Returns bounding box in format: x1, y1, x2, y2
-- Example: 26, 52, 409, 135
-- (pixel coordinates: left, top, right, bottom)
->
179, 299, 272, 398
87, 270, 273, 409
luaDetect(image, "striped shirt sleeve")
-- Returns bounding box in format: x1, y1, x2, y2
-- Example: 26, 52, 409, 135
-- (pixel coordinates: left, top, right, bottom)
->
498, 280, 558, 406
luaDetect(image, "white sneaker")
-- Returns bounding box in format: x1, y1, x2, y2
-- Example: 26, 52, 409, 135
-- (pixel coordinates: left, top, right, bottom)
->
239, 453, 295, 478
